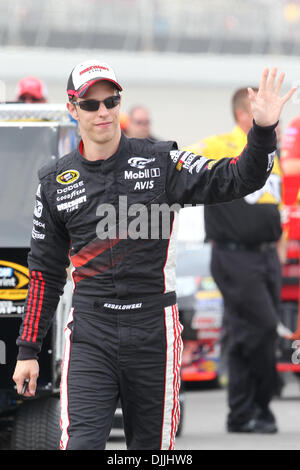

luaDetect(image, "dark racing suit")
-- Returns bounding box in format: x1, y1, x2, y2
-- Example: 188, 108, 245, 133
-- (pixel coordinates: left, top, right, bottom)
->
17, 122, 277, 450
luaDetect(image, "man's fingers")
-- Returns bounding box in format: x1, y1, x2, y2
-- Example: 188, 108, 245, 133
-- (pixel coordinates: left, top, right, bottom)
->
281, 86, 297, 105
259, 68, 269, 93
28, 375, 37, 396
16, 376, 36, 397
267, 67, 277, 92
274, 72, 285, 95
13, 375, 27, 395
12, 360, 39, 396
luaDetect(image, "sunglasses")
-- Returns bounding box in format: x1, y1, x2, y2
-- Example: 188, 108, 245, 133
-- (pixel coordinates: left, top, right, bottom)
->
74, 95, 120, 112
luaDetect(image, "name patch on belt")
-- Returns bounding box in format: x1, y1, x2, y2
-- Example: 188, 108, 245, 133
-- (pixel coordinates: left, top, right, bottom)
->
104, 303, 142, 310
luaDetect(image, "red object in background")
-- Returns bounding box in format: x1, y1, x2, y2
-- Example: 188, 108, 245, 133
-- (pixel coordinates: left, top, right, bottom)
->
281, 174, 300, 339
277, 363, 300, 372
181, 369, 217, 382
282, 175, 300, 241
281, 117, 300, 161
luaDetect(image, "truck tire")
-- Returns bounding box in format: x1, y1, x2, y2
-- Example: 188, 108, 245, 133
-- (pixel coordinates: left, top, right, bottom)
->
10, 396, 61, 450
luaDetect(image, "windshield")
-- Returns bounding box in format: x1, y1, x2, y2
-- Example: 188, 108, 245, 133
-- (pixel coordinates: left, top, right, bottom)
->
0, 125, 59, 247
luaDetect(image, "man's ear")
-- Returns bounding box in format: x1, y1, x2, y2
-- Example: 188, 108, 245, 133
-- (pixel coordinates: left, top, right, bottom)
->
67, 101, 79, 121
234, 108, 244, 122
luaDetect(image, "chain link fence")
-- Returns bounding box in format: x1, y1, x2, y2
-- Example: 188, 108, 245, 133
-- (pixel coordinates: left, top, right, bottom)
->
0, 0, 300, 55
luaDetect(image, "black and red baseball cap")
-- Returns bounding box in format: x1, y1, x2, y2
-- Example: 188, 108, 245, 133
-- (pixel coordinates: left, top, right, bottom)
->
67, 59, 122, 101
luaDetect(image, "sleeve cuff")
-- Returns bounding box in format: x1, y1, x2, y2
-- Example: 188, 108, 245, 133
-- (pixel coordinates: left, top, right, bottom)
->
17, 346, 39, 361
250, 120, 278, 148
253, 120, 279, 131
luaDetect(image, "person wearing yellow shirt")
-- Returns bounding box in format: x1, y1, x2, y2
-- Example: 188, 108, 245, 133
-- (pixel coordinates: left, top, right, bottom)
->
186, 88, 282, 434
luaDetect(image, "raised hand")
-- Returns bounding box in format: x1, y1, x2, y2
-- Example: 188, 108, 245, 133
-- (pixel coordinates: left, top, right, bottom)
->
248, 67, 296, 127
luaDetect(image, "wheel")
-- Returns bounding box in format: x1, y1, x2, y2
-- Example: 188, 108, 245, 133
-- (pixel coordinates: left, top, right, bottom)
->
10, 396, 60, 450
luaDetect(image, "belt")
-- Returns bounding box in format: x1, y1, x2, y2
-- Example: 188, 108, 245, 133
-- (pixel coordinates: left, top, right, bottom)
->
214, 241, 277, 252
73, 291, 177, 314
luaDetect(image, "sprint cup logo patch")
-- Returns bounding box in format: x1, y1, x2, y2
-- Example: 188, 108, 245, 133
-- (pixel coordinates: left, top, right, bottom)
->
0, 261, 30, 301
57, 170, 80, 185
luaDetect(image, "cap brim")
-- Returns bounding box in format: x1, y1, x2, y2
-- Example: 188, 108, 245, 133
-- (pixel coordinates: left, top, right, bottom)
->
78, 78, 122, 98
18, 90, 43, 99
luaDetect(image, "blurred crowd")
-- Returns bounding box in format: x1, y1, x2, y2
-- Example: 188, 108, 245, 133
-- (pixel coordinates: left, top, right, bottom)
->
2, 1, 300, 57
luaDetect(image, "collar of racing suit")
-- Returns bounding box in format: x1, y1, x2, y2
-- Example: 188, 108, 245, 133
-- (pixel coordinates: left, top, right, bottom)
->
77, 132, 128, 172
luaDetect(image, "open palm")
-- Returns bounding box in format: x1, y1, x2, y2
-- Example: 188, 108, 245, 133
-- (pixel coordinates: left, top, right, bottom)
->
248, 67, 296, 127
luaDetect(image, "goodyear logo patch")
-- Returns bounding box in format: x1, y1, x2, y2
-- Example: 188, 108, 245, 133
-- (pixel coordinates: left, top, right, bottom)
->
0, 261, 30, 301
57, 170, 80, 185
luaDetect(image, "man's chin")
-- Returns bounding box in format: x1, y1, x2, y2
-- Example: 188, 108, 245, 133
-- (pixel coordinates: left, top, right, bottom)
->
93, 130, 115, 145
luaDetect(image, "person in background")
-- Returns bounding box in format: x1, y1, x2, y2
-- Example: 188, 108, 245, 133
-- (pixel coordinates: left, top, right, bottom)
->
16, 76, 48, 103
186, 88, 283, 434
125, 105, 157, 140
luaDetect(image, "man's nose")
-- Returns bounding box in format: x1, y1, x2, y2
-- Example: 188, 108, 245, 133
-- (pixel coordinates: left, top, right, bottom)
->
97, 101, 109, 117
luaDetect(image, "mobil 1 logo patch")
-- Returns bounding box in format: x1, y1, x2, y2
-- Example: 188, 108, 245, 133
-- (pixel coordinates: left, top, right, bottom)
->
124, 167, 161, 191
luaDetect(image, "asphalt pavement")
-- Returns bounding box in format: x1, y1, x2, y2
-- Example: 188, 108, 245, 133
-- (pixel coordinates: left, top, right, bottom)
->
107, 374, 300, 451
1, 374, 298, 451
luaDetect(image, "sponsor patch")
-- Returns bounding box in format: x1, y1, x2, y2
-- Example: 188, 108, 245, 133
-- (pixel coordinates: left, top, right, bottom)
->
182, 153, 197, 170
174, 151, 195, 172
206, 160, 217, 170
188, 157, 208, 174
56, 180, 84, 194
32, 228, 46, 240
267, 151, 276, 171
57, 188, 86, 202
33, 219, 45, 229
57, 170, 80, 185
34, 200, 43, 218
176, 161, 183, 171
0, 301, 24, 315
133, 180, 154, 191
57, 195, 87, 212
170, 150, 181, 164
124, 168, 160, 180
0, 260, 30, 301
128, 157, 156, 169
